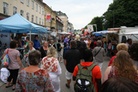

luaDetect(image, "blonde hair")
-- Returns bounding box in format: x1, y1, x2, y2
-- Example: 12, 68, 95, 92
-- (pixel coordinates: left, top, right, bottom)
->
47, 47, 57, 57
29, 41, 34, 46
42, 41, 48, 45
75, 35, 80, 41
117, 43, 128, 51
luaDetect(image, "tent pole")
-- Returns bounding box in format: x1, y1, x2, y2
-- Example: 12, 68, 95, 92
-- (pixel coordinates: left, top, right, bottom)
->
30, 30, 31, 41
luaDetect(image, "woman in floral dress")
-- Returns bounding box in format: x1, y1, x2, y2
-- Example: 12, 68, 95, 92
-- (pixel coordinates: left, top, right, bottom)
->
16, 50, 54, 92
41, 47, 62, 92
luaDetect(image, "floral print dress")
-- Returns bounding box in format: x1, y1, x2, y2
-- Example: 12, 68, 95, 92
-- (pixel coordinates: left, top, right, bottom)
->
15, 69, 54, 92
41, 56, 62, 92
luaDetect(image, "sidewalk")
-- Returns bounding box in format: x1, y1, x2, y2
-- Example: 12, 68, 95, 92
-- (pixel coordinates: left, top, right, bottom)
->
0, 81, 13, 92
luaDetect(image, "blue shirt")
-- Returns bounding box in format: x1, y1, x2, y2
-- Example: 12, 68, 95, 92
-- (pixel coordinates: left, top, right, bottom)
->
33, 39, 41, 49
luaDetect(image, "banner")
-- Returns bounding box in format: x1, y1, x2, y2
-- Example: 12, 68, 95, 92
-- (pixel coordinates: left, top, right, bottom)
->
87, 25, 94, 32
46, 14, 51, 22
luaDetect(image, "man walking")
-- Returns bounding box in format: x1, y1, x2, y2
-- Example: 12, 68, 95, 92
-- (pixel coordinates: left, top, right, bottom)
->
92, 40, 105, 70
54, 39, 62, 62
63, 40, 81, 88
33, 35, 41, 50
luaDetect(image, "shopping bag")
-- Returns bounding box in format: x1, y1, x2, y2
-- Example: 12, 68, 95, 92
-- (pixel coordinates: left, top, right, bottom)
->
1, 54, 10, 67
0, 68, 10, 83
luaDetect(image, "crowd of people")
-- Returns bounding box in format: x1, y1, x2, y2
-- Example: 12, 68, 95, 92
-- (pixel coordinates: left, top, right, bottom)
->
0, 33, 138, 92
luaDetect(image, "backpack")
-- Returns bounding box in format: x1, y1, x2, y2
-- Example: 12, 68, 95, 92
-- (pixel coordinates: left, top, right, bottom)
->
1, 49, 11, 67
74, 63, 96, 92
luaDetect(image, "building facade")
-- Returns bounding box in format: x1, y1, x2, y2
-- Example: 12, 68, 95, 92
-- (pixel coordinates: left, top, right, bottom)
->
68, 22, 74, 33
0, 0, 46, 26
44, 3, 57, 31
56, 11, 68, 32
0, 0, 65, 32
56, 16, 63, 32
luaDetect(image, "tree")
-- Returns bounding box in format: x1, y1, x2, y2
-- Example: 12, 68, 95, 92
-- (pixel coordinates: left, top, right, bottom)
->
88, 16, 103, 31
103, 0, 138, 29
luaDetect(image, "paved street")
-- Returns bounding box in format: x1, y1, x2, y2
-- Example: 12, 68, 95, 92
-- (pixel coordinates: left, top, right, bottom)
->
0, 56, 110, 92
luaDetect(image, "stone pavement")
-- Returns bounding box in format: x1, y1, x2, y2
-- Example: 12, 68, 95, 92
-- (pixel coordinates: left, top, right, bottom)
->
0, 81, 13, 92
0, 56, 110, 92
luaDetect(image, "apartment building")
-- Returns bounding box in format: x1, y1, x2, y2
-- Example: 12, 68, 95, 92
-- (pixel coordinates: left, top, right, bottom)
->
0, 0, 45, 26
44, 4, 63, 32
56, 16, 63, 32
0, 0, 64, 32
68, 22, 74, 33
56, 11, 68, 32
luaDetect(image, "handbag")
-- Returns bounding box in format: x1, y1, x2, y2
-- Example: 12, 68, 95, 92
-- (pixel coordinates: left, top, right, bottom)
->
1, 49, 11, 67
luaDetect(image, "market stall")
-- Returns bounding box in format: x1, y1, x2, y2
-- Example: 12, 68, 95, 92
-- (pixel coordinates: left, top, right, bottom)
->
0, 13, 48, 47
0, 13, 47, 33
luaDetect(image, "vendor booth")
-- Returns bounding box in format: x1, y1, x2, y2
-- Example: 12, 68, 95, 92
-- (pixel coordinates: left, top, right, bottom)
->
0, 13, 47, 33
92, 30, 117, 36
0, 13, 48, 47
0, 14, 48, 57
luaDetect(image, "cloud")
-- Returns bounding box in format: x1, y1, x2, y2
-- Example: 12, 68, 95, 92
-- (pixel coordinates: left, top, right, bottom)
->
43, 0, 113, 29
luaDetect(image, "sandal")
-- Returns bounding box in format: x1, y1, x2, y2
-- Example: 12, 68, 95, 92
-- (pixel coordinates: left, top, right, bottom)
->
12, 85, 16, 90
5, 84, 13, 88
12, 87, 15, 90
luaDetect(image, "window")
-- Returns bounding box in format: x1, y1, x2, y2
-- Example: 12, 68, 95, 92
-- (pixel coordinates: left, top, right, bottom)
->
13, 6, 17, 15
20, 0, 24, 3
42, 19, 43, 25
26, 0, 29, 6
44, 11, 46, 15
42, 8, 43, 15
36, 3, 38, 12
20, 10, 24, 16
3, 2, 8, 15
31, 15, 34, 22
36, 16, 38, 23
39, 18, 41, 24
39, 6, 41, 14
26, 12, 29, 20
32, 0, 34, 9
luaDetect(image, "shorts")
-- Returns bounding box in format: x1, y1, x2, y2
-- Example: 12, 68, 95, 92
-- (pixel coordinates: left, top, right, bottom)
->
57, 51, 62, 57
65, 70, 72, 80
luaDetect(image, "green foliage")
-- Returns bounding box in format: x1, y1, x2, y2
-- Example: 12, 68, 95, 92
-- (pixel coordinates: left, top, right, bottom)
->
88, 16, 103, 31
87, 0, 138, 30
103, 0, 138, 29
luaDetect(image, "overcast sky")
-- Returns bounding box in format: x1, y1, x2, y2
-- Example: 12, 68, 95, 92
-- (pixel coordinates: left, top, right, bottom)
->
43, 0, 113, 29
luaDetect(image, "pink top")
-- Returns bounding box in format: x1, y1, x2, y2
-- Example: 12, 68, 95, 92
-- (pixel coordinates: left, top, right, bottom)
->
5, 48, 20, 69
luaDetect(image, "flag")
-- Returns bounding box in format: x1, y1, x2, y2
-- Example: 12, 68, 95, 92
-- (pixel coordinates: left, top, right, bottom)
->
46, 14, 51, 22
